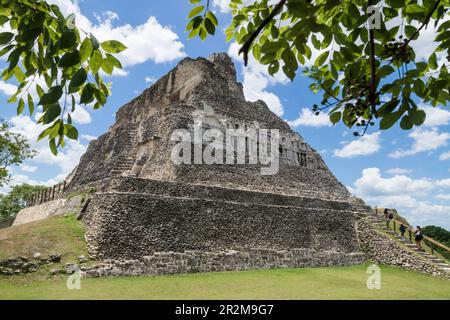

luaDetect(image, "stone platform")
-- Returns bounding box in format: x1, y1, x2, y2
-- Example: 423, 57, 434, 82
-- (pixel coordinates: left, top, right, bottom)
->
83, 177, 365, 268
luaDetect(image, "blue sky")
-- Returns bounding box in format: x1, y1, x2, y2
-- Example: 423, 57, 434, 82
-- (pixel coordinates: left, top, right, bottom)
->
1, 0, 449, 229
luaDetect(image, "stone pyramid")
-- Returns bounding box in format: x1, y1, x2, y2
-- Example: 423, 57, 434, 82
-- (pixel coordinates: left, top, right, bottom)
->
65, 53, 368, 276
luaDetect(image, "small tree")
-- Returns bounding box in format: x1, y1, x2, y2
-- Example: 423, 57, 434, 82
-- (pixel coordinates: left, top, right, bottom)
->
0, 0, 126, 154
0, 183, 46, 220
0, 120, 36, 187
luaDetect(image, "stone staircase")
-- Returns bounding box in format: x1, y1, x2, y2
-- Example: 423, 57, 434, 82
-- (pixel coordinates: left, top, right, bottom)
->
111, 125, 138, 176
362, 210, 450, 275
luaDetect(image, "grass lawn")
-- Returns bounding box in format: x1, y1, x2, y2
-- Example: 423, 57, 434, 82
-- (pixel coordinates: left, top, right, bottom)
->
0, 263, 449, 300
0, 215, 87, 261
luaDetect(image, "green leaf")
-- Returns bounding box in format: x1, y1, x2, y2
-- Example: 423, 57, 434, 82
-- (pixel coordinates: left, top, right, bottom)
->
105, 54, 122, 68
101, 40, 127, 54
0, 15, 9, 25
261, 41, 282, 54
330, 112, 341, 125
60, 29, 77, 49
400, 115, 413, 130
80, 84, 94, 104
409, 108, 426, 126
378, 65, 395, 78
90, 50, 103, 74
38, 86, 63, 106
65, 124, 78, 140
315, 51, 329, 67
429, 53, 438, 70
69, 68, 87, 90
27, 94, 34, 115
378, 99, 400, 117
405, 26, 417, 39
380, 111, 403, 130
80, 37, 93, 62
17, 98, 25, 115
102, 58, 114, 75
206, 11, 218, 26
90, 33, 100, 50
268, 61, 279, 75
42, 103, 62, 124
50, 139, 57, 156
204, 18, 215, 35
59, 51, 81, 68
188, 6, 205, 18
405, 4, 425, 14
0, 32, 14, 45
413, 79, 425, 97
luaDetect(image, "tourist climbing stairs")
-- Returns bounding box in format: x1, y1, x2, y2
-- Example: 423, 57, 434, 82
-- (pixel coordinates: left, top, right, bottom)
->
361, 209, 450, 275
111, 124, 139, 176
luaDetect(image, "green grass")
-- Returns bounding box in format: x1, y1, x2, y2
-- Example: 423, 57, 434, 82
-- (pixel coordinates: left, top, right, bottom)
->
0, 214, 87, 262
0, 264, 449, 300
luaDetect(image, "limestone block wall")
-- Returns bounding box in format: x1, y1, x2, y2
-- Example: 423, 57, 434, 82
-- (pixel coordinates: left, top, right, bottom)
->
83, 189, 360, 260
83, 249, 366, 278
13, 195, 85, 226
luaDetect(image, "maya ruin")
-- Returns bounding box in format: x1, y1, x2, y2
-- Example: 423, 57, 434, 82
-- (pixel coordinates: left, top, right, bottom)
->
10, 53, 450, 278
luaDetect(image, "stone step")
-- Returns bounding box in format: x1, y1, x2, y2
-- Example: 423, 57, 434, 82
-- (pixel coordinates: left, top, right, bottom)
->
430, 259, 445, 264
436, 263, 450, 268
104, 176, 359, 211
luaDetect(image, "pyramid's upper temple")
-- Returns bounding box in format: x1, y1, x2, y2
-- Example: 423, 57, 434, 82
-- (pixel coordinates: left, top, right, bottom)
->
67, 53, 352, 201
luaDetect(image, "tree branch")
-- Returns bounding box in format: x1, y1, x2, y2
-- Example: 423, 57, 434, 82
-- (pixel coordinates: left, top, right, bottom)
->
368, 0, 377, 116
405, 0, 442, 45
238, 0, 287, 66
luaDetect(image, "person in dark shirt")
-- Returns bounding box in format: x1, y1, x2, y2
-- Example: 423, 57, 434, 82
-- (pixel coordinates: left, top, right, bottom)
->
399, 224, 406, 237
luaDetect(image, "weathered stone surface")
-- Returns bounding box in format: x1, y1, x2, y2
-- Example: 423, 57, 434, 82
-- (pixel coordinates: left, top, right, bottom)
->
82, 248, 366, 278
356, 217, 449, 278
66, 53, 351, 200
0, 254, 62, 276
84, 182, 361, 260
13, 195, 86, 226
21, 53, 370, 276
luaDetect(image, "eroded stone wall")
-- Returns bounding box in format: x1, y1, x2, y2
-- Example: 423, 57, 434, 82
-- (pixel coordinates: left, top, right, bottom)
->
66, 54, 352, 201
83, 248, 366, 278
83, 180, 360, 260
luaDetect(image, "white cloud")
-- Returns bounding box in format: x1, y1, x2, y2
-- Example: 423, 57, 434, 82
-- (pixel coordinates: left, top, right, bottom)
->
0, 173, 67, 194
20, 164, 38, 173
353, 168, 434, 196
422, 105, 450, 127
436, 178, 450, 188
213, 0, 231, 12
81, 134, 97, 142
435, 194, 450, 201
350, 168, 450, 229
334, 133, 381, 158
47, 0, 185, 69
0, 81, 17, 96
288, 108, 331, 128
386, 168, 412, 175
440, 151, 450, 161
228, 42, 288, 116
145, 76, 156, 85
69, 105, 92, 125
8, 115, 87, 179
389, 128, 450, 158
